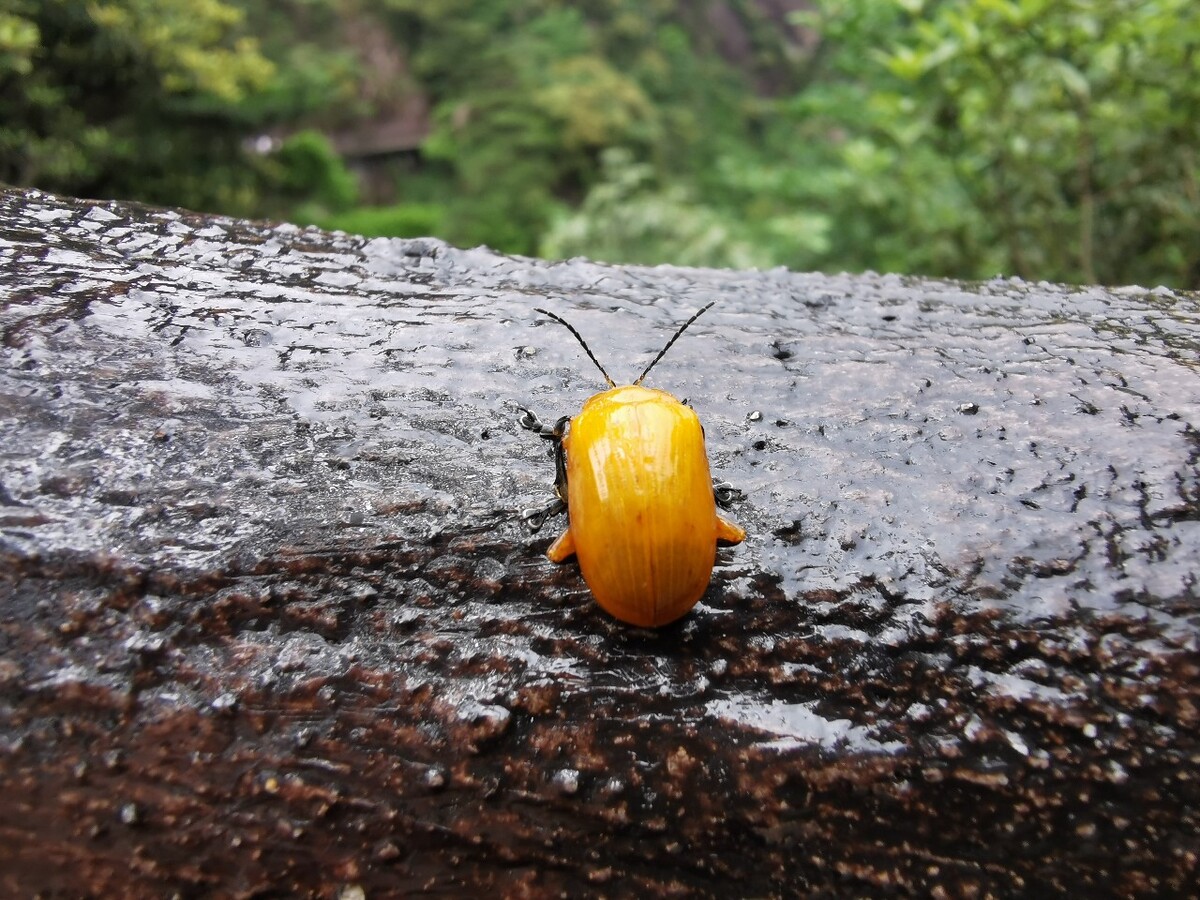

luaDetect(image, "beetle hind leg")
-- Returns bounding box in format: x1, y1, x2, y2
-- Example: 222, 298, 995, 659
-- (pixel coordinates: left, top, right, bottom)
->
716, 514, 746, 546
712, 481, 746, 545
546, 527, 576, 562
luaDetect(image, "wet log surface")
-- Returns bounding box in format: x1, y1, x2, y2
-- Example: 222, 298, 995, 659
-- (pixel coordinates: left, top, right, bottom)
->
1, 185, 1199, 897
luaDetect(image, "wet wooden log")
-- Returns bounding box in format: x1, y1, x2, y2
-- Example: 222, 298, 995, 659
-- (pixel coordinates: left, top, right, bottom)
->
1, 185, 1198, 897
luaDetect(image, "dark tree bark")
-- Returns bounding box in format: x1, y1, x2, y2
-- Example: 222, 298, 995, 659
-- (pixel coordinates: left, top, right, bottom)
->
1, 186, 1198, 897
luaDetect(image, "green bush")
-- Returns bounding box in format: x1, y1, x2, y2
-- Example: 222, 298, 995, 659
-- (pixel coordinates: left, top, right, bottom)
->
542, 147, 809, 269
317, 203, 444, 239
0, 0, 274, 214
271, 129, 358, 213
6, 0, 1197, 287
790, 0, 1200, 287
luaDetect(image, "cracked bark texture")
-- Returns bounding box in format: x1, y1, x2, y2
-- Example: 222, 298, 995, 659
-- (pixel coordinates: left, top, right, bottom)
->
1, 186, 1199, 897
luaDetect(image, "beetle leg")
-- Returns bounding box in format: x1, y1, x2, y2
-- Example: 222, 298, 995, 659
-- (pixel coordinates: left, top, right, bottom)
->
713, 480, 744, 509
546, 527, 576, 562
517, 407, 569, 442
551, 430, 569, 497
716, 514, 747, 545
516, 406, 543, 433
519, 407, 572, 532
520, 497, 566, 533
518, 407, 571, 485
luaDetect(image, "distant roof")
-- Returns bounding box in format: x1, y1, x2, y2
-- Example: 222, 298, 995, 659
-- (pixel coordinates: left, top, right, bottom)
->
327, 90, 430, 159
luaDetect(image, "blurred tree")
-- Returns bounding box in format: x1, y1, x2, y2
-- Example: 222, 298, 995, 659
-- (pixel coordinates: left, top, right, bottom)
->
377, 0, 795, 256
268, 129, 359, 220
0, 8, 39, 78
5, 0, 1196, 287
792, 0, 1200, 288
541, 147, 764, 268
381, 1, 667, 254
236, 0, 364, 126
321, 202, 443, 239
0, 0, 275, 214
541, 146, 829, 269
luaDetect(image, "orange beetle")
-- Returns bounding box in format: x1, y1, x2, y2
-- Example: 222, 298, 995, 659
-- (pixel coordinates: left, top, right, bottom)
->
519, 303, 745, 627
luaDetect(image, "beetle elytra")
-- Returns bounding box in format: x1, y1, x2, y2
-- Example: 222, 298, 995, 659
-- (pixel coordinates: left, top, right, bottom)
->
519, 303, 745, 627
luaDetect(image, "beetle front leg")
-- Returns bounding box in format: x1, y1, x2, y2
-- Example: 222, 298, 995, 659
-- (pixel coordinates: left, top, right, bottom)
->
517, 407, 569, 442
518, 406, 572, 531
517, 407, 570, 483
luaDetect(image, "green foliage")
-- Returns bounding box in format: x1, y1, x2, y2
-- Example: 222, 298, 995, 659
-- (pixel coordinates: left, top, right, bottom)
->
316, 203, 444, 239
541, 148, 760, 269
84, 0, 272, 101
235, 0, 366, 125
541, 147, 827, 270
0, 10, 39, 77
4, 0, 1198, 288
387, 2, 671, 254
794, 0, 1200, 287
0, 0, 275, 211
269, 130, 358, 215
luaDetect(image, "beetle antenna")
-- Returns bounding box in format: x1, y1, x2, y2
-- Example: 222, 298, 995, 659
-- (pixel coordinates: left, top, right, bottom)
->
634, 302, 716, 386
535, 307, 616, 388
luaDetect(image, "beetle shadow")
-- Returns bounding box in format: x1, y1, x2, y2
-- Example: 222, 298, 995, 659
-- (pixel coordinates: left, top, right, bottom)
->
589, 577, 741, 657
